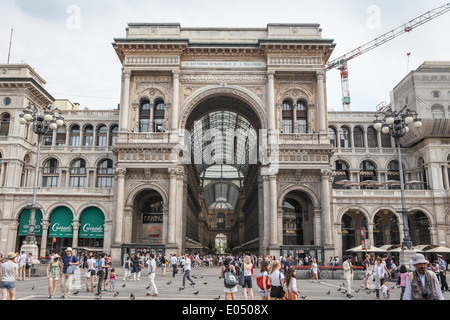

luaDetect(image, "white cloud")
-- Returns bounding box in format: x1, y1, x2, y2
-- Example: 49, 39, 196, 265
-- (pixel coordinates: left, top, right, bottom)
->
1, 0, 449, 111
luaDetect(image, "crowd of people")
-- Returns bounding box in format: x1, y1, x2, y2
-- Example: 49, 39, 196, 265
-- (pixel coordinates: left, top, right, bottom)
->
0, 250, 447, 300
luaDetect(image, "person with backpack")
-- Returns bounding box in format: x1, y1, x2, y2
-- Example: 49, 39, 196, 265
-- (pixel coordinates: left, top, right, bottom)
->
222, 257, 238, 300
59, 247, 79, 299
404, 253, 444, 300
123, 256, 132, 281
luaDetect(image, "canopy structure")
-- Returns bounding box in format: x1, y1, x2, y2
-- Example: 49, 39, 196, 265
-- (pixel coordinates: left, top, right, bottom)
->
424, 246, 450, 253
346, 245, 386, 253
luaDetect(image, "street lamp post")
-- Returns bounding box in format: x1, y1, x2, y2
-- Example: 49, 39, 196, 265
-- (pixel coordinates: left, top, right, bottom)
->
373, 105, 422, 250
19, 102, 64, 261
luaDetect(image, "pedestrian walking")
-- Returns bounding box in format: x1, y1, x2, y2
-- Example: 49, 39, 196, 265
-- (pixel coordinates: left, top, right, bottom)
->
182, 253, 196, 288
146, 254, 158, 296
132, 255, 142, 281
170, 254, 178, 277
109, 268, 116, 292
18, 251, 27, 281
96, 253, 109, 295
1, 252, 18, 300
343, 255, 354, 298
26, 253, 33, 280
242, 255, 254, 300
373, 257, 384, 299
86, 254, 96, 292
60, 247, 79, 299
437, 255, 449, 292
404, 253, 444, 300
46, 253, 62, 299
398, 264, 408, 300
123, 256, 132, 281
222, 257, 238, 300
381, 279, 390, 299
361, 254, 370, 289
282, 267, 299, 300
269, 260, 285, 300
310, 258, 319, 283
160, 254, 167, 276
257, 260, 271, 300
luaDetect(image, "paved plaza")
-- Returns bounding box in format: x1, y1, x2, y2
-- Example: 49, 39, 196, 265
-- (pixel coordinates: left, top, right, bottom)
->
9, 265, 439, 301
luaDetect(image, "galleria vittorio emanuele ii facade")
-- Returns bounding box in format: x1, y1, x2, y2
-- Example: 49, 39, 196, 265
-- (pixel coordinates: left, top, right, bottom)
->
0, 23, 449, 265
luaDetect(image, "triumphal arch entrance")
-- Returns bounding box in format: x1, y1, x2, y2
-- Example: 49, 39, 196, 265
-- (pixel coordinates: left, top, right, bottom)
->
110, 23, 336, 263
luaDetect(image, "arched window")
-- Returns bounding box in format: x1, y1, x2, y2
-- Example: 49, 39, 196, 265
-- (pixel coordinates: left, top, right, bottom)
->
69, 125, 80, 146
373, 215, 385, 247
55, 125, 66, 146
381, 130, 392, 148
97, 159, 115, 188
83, 125, 94, 146
154, 99, 165, 132
109, 125, 118, 146
42, 158, 59, 187
353, 126, 364, 148
418, 157, 428, 189
387, 160, 403, 182
296, 100, 308, 133
431, 105, 445, 119
360, 160, 377, 183
69, 158, 87, 187
341, 214, 355, 254
367, 126, 378, 148
0, 113, 10, 136
282, 198, 303, 245
97, 125, 108, 146
332, 160, 350, 188
329, 127, 337, 147
282, 99, 293, 133
217, 212, 226, 229
339, 126, 351, 148
139, 100, 151, 132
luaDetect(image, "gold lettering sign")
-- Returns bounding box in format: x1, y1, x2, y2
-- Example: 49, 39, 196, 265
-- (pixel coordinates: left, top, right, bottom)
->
143, 214, 163, 224
360, 171, 374, 176
387, 171, 400, 176
333, 171, 348, 176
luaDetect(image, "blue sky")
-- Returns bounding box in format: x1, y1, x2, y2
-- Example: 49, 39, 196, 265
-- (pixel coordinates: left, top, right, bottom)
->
1, 0, 449, 111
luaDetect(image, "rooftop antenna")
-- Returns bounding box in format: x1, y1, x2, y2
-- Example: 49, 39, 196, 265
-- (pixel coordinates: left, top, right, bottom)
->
7, 28, 13, 64
406, 52, 411, 74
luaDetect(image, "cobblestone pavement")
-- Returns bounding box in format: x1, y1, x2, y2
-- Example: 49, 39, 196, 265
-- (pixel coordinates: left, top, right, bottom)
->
9, 266, 449, 301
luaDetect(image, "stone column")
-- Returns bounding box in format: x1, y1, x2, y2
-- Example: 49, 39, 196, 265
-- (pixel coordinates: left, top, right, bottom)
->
167, 168, 178, 247
149, 100, 155, 132
267, 70, 276, 132
162, 208, 169, 244
123, 206, 134, 244
443, 164, 449, 190
113, 168, 126, 244
269, 174, 278, 249
262, 175, 271, 254
72, 220, 80, 250
171, 70, 180, 132
321, 169, 333, 247
176, 171, 185, 252
317, 71, 327, 134
39, 221, 50, 257
258, 177, 264, 256
119, 69, 131, 134
313, 207, 322, 245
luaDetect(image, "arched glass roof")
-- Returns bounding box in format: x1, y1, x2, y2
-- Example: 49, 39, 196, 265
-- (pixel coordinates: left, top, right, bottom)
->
190, 110, 257, 210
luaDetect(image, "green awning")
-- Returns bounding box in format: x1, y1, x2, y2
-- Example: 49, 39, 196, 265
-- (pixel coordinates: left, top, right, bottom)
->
18, 209, 43, 236
49, 206, 73, 238
79, 207, 105, 239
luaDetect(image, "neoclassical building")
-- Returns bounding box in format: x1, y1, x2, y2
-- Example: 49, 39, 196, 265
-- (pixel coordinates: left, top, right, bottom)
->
0, 24, 449, 265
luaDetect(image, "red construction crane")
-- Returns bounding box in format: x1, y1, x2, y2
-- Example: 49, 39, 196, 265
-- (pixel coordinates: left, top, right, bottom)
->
326, 2, 450, 111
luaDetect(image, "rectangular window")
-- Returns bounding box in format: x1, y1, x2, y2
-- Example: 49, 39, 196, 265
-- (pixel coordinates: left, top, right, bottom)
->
42, 176, 58, 188
297, 120, 307, 134
282, 119, 293, 133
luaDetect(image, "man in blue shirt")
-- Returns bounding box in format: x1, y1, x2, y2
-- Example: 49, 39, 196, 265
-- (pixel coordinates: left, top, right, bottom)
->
97, 253, 109, 295
146, 254, 158, 296
60, 247, 79, 299
437, 255, 449, 292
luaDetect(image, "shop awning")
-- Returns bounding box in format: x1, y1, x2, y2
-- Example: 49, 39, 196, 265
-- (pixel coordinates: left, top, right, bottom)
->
79, 207, 105, 239
18, 209, 43, 236
49, 206, 73, 238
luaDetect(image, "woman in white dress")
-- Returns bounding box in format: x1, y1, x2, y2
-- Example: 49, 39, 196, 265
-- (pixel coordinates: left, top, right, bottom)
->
310, 258, 320, 283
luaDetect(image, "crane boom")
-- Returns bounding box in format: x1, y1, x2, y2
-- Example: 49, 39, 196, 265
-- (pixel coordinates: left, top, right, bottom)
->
326, 3, 450, 110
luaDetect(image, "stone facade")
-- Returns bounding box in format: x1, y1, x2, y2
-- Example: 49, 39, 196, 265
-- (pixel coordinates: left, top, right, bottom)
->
0, 26, 449, 265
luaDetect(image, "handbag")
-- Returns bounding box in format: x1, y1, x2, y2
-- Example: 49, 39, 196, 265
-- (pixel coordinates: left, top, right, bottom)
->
224, 268, 239, 287
257, 275, 272, 290
282, 288, 296, 300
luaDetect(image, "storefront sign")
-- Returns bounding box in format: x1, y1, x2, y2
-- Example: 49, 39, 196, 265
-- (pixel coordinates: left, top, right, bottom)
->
49, 207, 73, 238
18, 209, 43, 236
79, 207, 105, 239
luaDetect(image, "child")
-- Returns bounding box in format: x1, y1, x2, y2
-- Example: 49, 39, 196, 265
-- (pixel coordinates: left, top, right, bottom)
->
381, 279, 390, 300
109, 268, 116, 292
